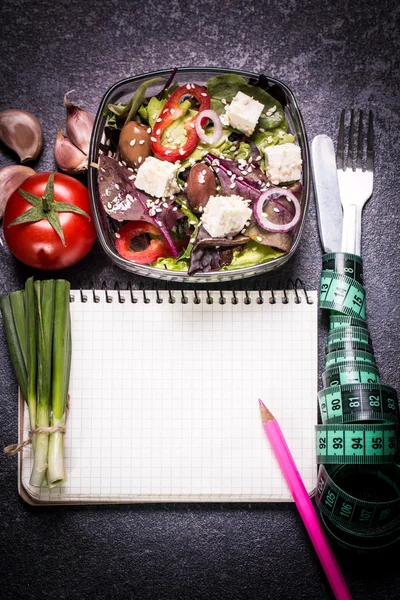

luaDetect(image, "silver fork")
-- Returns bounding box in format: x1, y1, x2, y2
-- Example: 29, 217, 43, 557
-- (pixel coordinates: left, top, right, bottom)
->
336, 109, 374, 256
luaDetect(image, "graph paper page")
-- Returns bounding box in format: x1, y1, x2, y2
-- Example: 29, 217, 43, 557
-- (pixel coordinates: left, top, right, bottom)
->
21, 289, 318, 503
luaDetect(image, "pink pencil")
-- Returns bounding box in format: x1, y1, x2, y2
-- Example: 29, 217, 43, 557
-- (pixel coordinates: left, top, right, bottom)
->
258, 398, 352, 600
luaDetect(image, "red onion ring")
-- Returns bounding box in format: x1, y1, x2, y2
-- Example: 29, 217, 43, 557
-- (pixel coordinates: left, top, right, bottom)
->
254, 188, 301, 233
195, 109, 222, 146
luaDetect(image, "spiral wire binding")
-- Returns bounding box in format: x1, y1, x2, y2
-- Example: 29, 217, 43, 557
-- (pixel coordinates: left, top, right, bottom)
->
69, 280, 310, 304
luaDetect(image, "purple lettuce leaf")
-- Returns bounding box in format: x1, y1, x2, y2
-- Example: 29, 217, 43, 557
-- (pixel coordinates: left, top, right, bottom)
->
188, 226, 220, 275
98, 154, 183, 257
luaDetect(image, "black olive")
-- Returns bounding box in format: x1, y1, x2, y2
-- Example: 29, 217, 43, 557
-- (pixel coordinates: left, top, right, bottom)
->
179, 167, 191, 182
228, 132, 242, 143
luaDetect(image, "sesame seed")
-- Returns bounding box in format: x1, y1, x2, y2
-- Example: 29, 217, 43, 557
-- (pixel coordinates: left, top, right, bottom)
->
114, 183, 120, 190
105, 189, 110, 197
156, 118, 162, 123
156, 207, 162, 213
155, 199, 160, 205
198, 206, 203, 212
150, 137, 157, 142
149, 209, 156, 216
128, 167, 134, 172
173, 206, 178, 211
201, 92, 207, 97
189, 158, 195, 165
156, 128, 161, 135
189, 220, 197, 225
259, 128, 265, 133
130, 139, 136, 146
202, 169, 207, 175
190, 122, 195, 128
128, 174, 136, 180
179, 148, 185, 155
191, 84, 195, 89
115, 232, 121, 238
273, 207, 280, 213
256, 155, 262, 161
230, 183, 236, 189
118, 161, 123, 167
186, 84, 191, 90
147, 127, 151, 133
165, 150, 171, 155
107, 202, 112, 209
190, 238, 195, 243
238, 176, 243, 181
170, 108, 175, 114
138, 156, 143, 164
139, 139, 145, 145
227, 170, 232, 176
256, 236, 262, 242
221, 98, 227, 105
163, 202, 169, 208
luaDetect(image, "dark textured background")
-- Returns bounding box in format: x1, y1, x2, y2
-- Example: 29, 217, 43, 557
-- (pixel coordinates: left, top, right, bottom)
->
1, 0, 399, 598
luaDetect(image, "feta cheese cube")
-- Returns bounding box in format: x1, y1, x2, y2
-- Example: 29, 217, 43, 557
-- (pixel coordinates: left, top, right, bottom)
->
264, 143, 302, 184
135, 156, 179, 198
201, 195, 252, 238
225, 91, 264, 136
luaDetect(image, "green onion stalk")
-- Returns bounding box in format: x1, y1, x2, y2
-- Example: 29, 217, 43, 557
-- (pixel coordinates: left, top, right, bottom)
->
30, 280, 55, 487
0, 292, 28, 403
25, 277, 37, 433
47, 280, 71, 487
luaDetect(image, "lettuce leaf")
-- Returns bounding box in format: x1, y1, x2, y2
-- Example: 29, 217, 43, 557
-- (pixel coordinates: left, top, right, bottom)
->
206, 74, 286, 132
153, 256, 189, 271
104, 77, 164, 127
222, 241, 283, 270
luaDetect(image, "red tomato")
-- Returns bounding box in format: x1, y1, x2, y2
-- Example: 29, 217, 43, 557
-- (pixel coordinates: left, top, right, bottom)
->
3, 172, 96, 270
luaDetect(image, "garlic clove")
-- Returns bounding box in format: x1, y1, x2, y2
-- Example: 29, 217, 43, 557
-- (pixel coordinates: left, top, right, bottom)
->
0, 165, 35, 218
64, 95, 94, 156
0, 109, 43, 163
54, 126, 88, 174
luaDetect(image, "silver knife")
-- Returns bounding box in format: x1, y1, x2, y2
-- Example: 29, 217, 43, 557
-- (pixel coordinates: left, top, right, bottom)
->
311, 135, 343, 253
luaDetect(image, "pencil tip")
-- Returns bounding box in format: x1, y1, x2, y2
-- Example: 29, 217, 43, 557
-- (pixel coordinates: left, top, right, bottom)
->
258, 399, 275, 424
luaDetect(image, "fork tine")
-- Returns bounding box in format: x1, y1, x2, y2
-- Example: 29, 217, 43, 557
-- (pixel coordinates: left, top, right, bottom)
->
336, 109, 345, 169
356, 110, 363, 170
366, 110, 374, 171
347, 109, 355, 170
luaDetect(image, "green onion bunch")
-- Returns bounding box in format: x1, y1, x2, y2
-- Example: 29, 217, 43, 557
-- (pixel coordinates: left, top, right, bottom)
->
0, 278, 71, 487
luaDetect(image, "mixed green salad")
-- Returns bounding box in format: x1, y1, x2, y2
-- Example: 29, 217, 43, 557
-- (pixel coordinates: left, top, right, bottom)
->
97, 71, 303, 275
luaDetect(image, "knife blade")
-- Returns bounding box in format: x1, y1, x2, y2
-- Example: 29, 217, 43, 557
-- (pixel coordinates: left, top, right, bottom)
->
311, 135, 343, 253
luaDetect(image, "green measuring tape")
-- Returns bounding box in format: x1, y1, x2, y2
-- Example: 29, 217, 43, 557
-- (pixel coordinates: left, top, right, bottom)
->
318, 383, 399, 424
316, 424, 398, 463
322, 362, 380, 387
329, 315, 368, 330
325, 349, 376, 368
316, 252, 400, 552
327, 326, 372, 347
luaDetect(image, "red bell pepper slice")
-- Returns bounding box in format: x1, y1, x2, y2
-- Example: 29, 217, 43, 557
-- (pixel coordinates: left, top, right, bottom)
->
115, 222, 174, 263
151, 84, 211, 163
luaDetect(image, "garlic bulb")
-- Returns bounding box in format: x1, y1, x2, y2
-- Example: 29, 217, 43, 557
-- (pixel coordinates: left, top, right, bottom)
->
54, 95, 94, 174
0, 165, 35, 218
64, 96, 94, 156
54, 127, 88, 174
0, 109, 43, 163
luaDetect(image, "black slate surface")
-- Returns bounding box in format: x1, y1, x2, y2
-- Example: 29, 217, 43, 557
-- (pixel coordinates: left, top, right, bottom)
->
1, 0, 400, 598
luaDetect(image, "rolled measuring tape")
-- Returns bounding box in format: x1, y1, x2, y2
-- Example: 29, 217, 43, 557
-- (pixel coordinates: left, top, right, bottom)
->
326, 327, 372, 347
329, 315, 368, 330
325, 349, 377, 368
316, 252, 400, 552
318, 383, 399, 425
322, 362, 381, 387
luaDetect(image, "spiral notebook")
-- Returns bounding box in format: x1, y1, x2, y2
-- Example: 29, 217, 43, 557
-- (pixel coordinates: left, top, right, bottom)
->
18, 287, 318, 505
